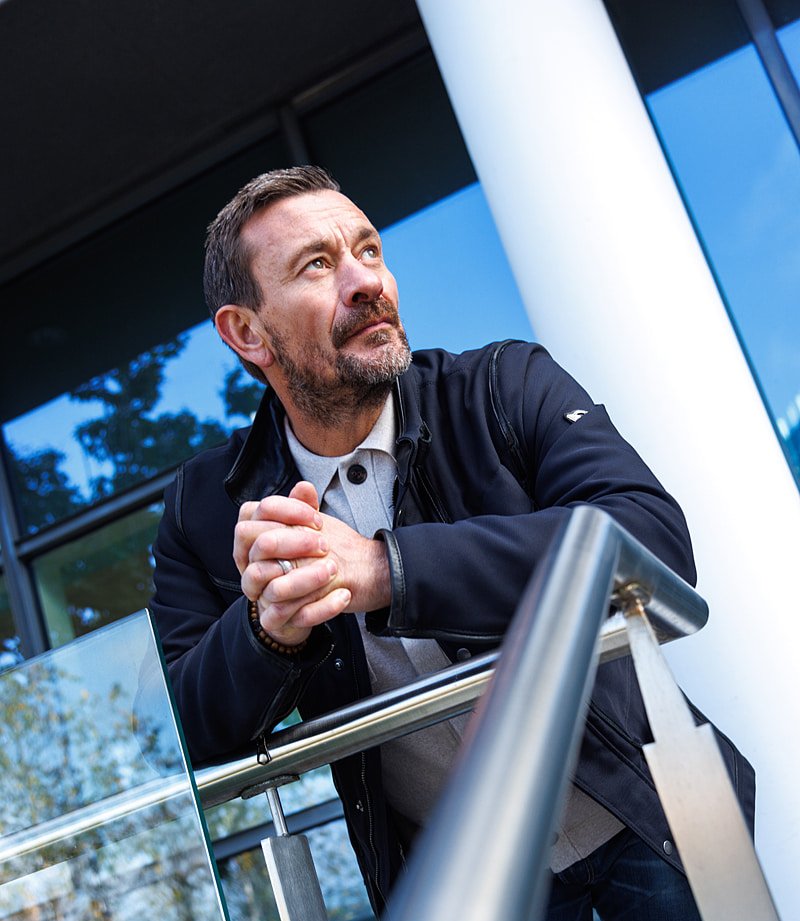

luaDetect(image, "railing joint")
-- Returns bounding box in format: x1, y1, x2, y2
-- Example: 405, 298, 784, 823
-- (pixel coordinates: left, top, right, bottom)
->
610, 579, 651, 613
241, 773, 300, 801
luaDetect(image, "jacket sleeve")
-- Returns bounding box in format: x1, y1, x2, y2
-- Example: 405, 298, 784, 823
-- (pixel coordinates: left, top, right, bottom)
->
150, 470, 333, 766
367, 343, 696, 645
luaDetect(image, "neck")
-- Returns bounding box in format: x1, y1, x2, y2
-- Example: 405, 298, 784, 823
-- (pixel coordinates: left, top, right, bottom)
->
284, 397, 388, 457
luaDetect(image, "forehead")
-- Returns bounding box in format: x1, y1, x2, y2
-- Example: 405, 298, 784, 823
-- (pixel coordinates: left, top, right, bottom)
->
242, 190, 376, 263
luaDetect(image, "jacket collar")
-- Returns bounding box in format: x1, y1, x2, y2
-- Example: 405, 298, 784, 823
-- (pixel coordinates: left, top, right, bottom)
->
223, 364, 428, 507
223, 388, 296, 506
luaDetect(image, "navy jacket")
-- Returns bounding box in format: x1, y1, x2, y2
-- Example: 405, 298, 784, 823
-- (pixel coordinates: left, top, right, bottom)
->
151, 340, 755, 913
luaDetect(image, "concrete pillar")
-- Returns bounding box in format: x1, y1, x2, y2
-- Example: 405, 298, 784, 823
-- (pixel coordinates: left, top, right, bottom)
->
417, 0, 800, 914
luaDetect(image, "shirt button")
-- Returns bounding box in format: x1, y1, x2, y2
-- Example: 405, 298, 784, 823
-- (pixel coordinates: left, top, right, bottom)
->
347, 463, 368, 485
662, 840, 674, 856
333, 658, 344, 671
456, 648, 472, 661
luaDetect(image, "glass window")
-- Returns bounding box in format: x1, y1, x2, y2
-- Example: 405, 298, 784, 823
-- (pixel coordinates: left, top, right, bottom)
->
383, 183, 532, 353
219, 848, 279, 921
764, 0, 800, 30
644, 41, 800, 482
204, 767, 338, 842
0, 574, 22, 672
0, 133, 287, 429
305, 819, 375, 920
33, 504, 163, 648
5, 327, 247, 534
218, 818, 374, 921
304, 53, 475, 231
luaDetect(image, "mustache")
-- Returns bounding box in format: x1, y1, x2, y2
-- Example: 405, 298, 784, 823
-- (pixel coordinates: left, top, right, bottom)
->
331, 296, 399, 348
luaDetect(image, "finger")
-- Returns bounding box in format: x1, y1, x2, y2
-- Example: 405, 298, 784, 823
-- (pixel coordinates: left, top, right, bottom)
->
261, 558, 338, 604
233, 519, 287, 574
241, 557, 328, 601
262, 588, 352, 633
237, 500, 261, 524
249, 527, 329, 564
285, 589, 353, 628
289, 480, 320, 511
251, 494, 322, 528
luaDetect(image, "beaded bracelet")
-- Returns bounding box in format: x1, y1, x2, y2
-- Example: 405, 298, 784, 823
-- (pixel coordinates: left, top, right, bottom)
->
248, 600, 309, 656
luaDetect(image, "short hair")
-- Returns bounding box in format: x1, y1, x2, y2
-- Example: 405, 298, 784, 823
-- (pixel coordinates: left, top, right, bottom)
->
203, 165, 340, 382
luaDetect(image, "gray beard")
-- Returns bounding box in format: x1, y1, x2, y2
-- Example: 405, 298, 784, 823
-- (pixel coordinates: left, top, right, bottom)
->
273, 326, 412, 429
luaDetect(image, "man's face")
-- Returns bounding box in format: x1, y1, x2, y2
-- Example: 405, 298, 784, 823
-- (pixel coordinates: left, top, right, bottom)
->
242, 190, 411, 422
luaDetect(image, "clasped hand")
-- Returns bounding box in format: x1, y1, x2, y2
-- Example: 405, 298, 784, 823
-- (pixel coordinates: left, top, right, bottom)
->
234, 481, 390, 647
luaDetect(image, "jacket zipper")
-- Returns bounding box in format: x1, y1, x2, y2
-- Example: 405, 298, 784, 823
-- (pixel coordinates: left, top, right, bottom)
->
488, 339, 531, 494
413, 423, 452, 524
254, 640, 336, 762
347, 622, 384, 904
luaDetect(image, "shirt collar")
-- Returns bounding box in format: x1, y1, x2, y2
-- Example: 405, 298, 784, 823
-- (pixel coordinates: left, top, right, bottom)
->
284, 397, 397, 500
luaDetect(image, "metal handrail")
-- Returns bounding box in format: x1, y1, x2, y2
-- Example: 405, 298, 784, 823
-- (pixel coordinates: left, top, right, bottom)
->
194, 606, 665, 809
196, 649, 497, 809
385, 505, 777, 921
385, 505, 644, 919
0, 506, 705, 870
2, 506, 775, 920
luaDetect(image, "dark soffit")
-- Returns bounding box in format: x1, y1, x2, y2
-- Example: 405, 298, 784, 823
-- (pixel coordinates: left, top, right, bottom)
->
0, 0, 425, 284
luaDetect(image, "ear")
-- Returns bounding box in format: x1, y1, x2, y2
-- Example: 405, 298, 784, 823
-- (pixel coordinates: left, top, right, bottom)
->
215, 305, 275, 370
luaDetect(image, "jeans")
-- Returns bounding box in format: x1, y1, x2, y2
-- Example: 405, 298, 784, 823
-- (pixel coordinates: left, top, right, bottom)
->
545, 828, 702, 921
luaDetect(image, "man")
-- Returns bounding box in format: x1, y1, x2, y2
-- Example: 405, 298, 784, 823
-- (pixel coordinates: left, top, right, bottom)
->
151, 166, 754, 919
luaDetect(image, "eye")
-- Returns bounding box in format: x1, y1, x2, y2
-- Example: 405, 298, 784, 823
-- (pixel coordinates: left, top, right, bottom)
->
305, 257, 326, 271
362, 244, 380, 260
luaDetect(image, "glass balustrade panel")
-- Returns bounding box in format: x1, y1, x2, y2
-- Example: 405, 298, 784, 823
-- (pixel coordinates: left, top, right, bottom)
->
0, 610, 228, 920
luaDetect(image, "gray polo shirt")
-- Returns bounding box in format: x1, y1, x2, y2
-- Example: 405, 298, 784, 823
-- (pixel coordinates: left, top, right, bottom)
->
285, 399, 622, 869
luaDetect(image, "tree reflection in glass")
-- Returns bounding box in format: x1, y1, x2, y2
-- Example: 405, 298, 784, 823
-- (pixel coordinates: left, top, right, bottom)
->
0, 613, 227, 920
5, 324, 262, 535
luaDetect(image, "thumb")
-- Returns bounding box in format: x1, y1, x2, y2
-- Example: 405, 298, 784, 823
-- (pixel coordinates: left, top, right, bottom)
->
289, 479, 320, 511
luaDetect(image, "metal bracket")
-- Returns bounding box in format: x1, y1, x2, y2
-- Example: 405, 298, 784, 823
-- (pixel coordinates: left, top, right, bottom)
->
622, 597, 779, 920
241, 773, 299, 801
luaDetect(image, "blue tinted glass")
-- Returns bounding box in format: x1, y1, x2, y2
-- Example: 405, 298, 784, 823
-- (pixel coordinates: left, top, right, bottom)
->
383, 183, 532, 352
647, 43, 800, 480
777, 17, 800, 69
306, 819, 375, 919
3, 182, 531, 534
0, 574, 22, 673
0, 611, 227, 919
4, 324, 247, 534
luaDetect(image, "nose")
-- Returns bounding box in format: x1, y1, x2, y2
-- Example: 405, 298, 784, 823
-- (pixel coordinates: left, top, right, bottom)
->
339, 255, 384, 307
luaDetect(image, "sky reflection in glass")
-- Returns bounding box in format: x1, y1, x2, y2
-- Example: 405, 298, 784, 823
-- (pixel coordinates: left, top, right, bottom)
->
647, 42, 800, 441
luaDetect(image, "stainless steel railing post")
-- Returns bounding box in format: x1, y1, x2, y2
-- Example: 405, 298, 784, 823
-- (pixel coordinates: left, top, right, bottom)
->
261, 779, 328, 921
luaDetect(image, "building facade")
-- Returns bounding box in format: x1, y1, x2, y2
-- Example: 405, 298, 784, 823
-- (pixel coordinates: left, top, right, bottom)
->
2, 1, 799, 917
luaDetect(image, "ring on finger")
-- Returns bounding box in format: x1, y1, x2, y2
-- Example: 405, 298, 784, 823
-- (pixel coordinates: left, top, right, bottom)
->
276, 558, 296, 575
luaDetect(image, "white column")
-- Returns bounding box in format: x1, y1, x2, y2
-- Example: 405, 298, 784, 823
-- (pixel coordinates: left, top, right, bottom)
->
417, 0, 800, 915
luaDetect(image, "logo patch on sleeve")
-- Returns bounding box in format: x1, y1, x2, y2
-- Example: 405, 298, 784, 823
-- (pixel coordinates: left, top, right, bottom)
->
564, 410, 589, 423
